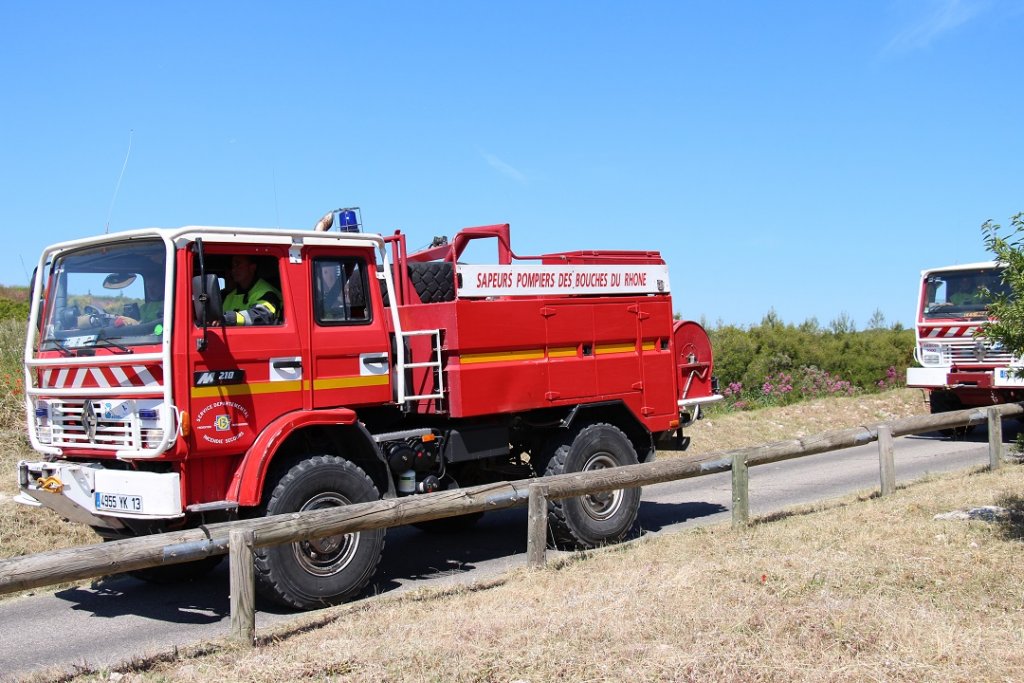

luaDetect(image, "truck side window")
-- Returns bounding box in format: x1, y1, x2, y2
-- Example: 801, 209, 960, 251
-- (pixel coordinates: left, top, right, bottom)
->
314, 257, 371, 324
193, 254, 284, 326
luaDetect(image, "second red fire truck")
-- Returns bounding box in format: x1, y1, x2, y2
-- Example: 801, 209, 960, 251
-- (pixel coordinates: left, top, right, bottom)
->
17, 211, 720, 608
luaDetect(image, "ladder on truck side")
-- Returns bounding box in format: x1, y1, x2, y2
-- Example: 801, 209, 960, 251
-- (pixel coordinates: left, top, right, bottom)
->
395, 329, 445, 405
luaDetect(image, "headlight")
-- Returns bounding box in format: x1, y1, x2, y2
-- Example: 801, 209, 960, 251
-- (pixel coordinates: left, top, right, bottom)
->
34, 400, 52, 444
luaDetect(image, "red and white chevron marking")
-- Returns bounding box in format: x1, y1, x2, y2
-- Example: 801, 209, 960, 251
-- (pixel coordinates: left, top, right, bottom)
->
41, 365, 162, 389
922, 325, 980, 338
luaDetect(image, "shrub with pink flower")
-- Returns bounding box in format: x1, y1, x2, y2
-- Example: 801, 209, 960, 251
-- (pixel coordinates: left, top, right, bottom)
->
876, 365, 901, 390
719, 365, 861, 410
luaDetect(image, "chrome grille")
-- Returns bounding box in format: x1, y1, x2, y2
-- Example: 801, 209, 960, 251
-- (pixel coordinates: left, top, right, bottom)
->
930, 339, 1016, 366
50, 399, 135, 450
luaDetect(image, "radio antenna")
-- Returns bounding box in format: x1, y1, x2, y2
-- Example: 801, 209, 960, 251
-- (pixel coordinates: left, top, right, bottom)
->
272, 164, 281, 228
105, 129, 133, 234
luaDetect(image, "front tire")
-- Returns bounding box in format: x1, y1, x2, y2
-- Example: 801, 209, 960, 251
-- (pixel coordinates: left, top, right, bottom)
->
930, 390, 975, 439
542, 423, 641, 549
255, 455, 385, 610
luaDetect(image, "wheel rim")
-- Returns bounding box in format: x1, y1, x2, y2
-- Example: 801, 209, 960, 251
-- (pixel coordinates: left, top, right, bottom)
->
291, 492, 360, 577
580, 452, 623, 521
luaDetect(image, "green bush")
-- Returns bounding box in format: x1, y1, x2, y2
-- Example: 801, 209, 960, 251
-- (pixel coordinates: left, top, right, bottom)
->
0, 318, 26, 430
708, 313, 914, 410
0, 299, 29, 322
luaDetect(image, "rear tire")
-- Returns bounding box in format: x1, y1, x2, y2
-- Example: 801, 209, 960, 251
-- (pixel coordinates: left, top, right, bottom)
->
542, 423, 641, 549
255, 455, 385, 610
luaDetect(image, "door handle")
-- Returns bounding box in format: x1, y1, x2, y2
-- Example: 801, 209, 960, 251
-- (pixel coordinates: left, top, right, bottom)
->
273, 359, 302, 369
360, 353, 390, 376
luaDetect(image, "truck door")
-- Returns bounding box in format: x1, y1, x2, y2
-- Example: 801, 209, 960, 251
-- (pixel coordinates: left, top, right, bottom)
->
307, 249, 392, 409
188, 247, 304, 456
545, 303, 598, 400
637, 300, 677, 419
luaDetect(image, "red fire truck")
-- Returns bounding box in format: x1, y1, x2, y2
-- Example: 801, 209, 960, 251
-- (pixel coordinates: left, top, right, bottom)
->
907, 261, 1021, 418
16, 213, 720, 608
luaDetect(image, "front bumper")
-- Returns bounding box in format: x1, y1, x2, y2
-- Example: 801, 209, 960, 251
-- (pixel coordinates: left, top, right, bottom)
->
17, 460, 183, 530
907, 366, 1024, 389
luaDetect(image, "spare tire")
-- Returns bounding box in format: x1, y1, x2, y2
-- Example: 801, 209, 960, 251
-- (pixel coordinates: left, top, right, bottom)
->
409, 262, 456, 303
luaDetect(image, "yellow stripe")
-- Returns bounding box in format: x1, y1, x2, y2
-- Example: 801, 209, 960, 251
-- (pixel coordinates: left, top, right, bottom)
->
191, 375, 390, 399
460, 349, 546, 364
191, 380, 303, 399
313, 375, 390, 391
461, 341, 661, 365
595, 343, 636, 355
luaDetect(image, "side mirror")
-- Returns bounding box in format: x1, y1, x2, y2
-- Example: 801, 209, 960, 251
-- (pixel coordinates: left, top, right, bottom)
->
192, 274, 223, 324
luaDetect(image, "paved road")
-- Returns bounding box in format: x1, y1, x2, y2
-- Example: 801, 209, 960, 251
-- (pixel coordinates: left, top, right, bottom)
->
0, 426, 1014, 681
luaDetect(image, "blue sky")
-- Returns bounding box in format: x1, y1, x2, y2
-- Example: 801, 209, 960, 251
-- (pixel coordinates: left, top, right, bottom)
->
2, 1, 1022, 328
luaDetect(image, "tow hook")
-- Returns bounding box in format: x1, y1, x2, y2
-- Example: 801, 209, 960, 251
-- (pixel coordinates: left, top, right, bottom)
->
36, 476, 64, 494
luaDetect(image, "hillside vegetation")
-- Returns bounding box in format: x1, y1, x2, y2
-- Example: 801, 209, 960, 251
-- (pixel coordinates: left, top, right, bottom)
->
707, 311, 913, 410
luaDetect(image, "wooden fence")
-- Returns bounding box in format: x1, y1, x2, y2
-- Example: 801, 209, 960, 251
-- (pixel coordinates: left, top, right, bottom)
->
0, 403, 1020, 645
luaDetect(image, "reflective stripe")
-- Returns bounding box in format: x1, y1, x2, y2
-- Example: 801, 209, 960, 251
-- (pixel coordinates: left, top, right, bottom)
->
313, 376, 390, 390
191, 380, 303, 399
595, 343, 636, 355
460, 349, 546, 364
459, 341, 662, 365
41, 365, 163, 389
190, 374, 390, 399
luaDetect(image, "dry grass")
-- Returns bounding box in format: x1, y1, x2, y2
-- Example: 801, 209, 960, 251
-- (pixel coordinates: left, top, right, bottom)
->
63, 465, 1024, 683
0, 428, 96, 561
681, 388, 929, 456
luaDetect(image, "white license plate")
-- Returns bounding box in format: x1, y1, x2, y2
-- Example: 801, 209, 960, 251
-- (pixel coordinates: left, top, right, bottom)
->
95, 492, 143, 513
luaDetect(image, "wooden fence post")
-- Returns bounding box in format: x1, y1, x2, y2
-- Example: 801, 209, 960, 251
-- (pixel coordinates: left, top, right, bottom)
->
988, 407, 1003, 471
877, 425, 895, 496
229, 529, 256, 646
527, 483, 549, 568
732, 451, 749, 528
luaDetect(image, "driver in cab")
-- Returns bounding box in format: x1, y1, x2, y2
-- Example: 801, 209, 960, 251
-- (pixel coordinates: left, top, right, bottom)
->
221, 255, 282, 326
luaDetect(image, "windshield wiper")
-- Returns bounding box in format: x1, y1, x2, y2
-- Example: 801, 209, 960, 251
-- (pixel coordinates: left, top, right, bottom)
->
41, 337, 73, 357
92, 333, 133, 354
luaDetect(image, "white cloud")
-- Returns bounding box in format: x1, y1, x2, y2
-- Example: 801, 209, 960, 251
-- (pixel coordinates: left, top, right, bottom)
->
481, 150, 528, 184
884, 0, 991, 53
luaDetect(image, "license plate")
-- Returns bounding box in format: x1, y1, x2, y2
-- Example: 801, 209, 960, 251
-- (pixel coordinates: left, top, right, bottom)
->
95, 492, 143, 513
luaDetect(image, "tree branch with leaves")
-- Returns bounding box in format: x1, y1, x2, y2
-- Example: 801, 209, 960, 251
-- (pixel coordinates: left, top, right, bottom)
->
980, 213, 1024, 363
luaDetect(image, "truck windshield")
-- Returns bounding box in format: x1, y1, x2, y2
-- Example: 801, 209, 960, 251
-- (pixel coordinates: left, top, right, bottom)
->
40, 239, 167, 352
922, 267, 1009, 320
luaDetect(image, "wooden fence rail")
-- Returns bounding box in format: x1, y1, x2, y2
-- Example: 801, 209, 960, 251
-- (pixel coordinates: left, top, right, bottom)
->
1, 402, 1020, 645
